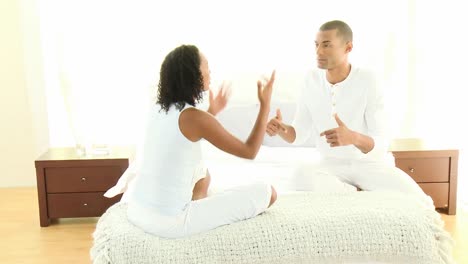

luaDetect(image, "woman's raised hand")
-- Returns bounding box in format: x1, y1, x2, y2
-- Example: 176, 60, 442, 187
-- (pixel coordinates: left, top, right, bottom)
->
257, 70, 276, 107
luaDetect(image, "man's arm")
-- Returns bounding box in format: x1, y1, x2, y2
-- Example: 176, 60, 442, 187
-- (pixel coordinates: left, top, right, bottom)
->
278, 124, 296, 143
321, 70, 387, 154
351, 131, 375, 154
266, 100, 313, 145
320, 114, 374, 153
363, 71, 388, 154
267, 115, 296, 143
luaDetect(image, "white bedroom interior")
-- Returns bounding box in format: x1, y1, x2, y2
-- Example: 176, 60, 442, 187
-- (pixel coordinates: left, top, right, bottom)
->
1, 0, 467, 263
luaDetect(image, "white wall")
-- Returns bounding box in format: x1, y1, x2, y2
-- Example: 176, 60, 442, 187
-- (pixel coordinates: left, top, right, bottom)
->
0, 0, 49, 187
40, 0, 409, 147
2, 0, 467, 199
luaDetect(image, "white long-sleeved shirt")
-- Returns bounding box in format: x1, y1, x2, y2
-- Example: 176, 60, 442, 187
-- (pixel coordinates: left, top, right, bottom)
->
291, 65, 388, 161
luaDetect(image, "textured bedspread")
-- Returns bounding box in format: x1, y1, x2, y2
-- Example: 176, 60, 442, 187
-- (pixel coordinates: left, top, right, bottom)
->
91, 191, 454, 264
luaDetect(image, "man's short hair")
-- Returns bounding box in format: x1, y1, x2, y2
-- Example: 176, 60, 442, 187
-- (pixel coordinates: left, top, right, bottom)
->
319, 20, 353, 43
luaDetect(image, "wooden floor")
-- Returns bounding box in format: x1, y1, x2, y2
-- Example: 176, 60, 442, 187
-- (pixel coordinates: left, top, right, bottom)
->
1, 187, 467, 263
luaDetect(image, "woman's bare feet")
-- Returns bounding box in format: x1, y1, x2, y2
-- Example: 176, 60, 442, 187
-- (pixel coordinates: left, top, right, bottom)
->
192, 172, 211, 200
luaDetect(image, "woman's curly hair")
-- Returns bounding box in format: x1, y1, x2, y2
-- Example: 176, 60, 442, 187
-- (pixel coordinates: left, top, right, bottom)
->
156, 45, 205, 113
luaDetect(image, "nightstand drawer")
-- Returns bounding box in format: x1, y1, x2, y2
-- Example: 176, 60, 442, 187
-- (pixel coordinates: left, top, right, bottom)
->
395, 157, 449, 182
419, 183, 449, 208
45, 166, 123, 193
47, 192, 122, 218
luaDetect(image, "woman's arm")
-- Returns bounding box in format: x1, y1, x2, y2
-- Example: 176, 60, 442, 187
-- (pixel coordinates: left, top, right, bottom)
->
179, 71, 275, 159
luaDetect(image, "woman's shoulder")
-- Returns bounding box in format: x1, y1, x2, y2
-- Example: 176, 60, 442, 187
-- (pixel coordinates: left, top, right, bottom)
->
180, 105, 203, 114
179, 106, 211, 123
178, 106, 216, 142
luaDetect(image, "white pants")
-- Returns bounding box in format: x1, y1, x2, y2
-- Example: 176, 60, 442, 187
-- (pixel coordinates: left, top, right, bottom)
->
127, 183, 272, 238
293, 158, 430, 201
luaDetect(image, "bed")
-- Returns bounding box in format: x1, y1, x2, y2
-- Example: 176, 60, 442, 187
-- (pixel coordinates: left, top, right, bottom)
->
92, 103, 455, 263
91, 191, 453, 264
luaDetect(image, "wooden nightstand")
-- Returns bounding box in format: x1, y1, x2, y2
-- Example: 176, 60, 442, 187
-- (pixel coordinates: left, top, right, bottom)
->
34, 147, 133, 227
389, 138, 458, 215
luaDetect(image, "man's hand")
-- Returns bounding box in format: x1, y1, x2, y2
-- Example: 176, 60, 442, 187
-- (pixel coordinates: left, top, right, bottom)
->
207, 81, 232, 116
266, 109, 288, 136
320, 114, 356, 147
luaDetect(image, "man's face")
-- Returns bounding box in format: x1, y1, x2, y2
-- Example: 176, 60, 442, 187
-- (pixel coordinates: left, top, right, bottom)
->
315, 29, 352, 70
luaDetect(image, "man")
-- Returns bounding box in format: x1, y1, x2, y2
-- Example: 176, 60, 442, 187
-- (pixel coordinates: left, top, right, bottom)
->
267, 20, 428, 199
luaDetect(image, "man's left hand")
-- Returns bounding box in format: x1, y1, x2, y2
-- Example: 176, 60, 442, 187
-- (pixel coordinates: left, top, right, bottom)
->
320, 114, 356, 147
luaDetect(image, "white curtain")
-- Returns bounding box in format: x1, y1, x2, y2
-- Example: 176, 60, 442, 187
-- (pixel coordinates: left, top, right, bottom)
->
38, 0, 467, 204
408, 0, 468, 206
39, 0, 409, 144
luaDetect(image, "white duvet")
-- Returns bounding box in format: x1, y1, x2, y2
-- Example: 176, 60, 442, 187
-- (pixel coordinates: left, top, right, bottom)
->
91, 191, 454, 264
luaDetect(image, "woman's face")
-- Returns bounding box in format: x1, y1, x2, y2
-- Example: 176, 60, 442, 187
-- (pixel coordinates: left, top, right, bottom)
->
199, 52, 211, 91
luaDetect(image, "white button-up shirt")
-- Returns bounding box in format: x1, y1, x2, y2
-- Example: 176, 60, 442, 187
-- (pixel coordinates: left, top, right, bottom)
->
292, 65, 388, 161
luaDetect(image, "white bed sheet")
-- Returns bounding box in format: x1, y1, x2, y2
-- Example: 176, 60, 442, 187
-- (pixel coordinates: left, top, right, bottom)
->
104, 143, 317, 199
202, 141, 322, 194
106, 140, 395, 199
202, 141, 398, 193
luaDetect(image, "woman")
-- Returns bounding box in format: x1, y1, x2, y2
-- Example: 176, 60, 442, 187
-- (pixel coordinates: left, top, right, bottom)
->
126, 44, 277, 238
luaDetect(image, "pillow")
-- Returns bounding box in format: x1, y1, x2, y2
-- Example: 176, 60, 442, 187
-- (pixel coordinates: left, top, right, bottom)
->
216, 103, 258, 141
216, 102, 315, 148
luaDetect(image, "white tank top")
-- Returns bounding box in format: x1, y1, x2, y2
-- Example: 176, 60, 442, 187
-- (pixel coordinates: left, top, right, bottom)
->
129, 104, 202, 215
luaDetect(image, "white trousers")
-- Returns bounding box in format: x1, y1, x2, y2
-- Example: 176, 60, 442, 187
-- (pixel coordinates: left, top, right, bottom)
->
127, 183, 272, 238
292, 158, 430, 202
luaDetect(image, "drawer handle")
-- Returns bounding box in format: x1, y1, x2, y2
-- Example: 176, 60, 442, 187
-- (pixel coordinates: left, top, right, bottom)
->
83, 203, 88, 206
409, 168, 415, 173
81, 177, 87, 182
